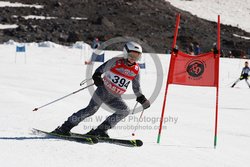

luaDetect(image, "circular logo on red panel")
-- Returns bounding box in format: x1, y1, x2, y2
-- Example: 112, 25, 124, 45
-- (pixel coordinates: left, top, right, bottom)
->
186, 60, 205, 78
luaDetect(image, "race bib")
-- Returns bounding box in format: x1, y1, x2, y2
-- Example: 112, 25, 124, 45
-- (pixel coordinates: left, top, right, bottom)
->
103, 71, 131, 94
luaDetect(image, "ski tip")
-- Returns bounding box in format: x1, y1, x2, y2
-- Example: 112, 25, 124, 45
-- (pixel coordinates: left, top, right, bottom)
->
136, 140, 143, 147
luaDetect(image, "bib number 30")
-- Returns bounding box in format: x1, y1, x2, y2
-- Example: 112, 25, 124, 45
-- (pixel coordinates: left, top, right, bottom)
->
112, 75, 130, 89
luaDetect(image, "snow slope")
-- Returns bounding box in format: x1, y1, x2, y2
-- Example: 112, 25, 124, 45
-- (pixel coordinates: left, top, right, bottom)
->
0, 43, 250, 167
165, 0, 250, 33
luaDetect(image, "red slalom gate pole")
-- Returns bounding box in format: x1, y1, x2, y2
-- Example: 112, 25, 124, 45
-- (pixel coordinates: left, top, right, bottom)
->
214, 15, 220, 148
157, 13, 180, 144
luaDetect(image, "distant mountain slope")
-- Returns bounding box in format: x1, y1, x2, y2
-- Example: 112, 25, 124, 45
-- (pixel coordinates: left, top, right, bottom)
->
166, 0, 250, 33
0, 0, 249, 56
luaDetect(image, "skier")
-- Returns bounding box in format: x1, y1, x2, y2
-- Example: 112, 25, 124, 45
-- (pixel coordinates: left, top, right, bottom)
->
231, 61, 250, 88
187, 42, 194, 55
92, 37, 100, 49
194, 43, 201, 55
53, 42, 150, 137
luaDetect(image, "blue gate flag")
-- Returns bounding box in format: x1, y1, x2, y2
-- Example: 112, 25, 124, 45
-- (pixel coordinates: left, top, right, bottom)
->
139, 63, 146, 69
16, 46, 26, 52
91, 52, 104, 62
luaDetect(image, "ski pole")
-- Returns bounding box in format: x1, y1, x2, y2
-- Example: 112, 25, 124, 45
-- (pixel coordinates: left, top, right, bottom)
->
131, 102, 145, 136
131, 102, 138, 114
132, 109, 145, 136
33, 83, 94, 111
80, 78, 92, 86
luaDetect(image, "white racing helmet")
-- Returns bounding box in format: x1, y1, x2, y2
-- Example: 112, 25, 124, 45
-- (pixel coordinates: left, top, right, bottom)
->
123, 42, 142, 61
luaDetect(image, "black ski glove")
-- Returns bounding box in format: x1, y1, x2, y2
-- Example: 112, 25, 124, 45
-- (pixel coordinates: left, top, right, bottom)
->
136, 95, 150, 110
92, 72, 104, 87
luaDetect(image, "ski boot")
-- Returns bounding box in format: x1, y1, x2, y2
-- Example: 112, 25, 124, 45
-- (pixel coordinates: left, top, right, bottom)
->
52, 121, 75, 136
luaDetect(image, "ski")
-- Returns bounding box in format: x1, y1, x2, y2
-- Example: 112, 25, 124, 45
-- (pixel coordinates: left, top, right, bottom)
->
70, 132, 143, 147
97, 137, 143, 147
32, 129, 98, 145
32, 129, 143, 147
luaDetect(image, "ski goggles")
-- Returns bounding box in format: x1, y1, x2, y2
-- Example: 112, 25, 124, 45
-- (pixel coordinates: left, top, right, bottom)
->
127, 52, 142, 61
